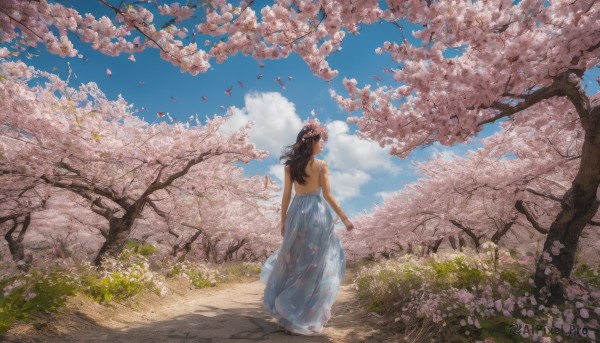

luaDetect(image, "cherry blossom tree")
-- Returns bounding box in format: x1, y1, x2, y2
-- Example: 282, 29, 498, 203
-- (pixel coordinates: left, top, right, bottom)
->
0, 137, 50, 266
135, 163, 281, 263
350, 99, 599, 282
0, 60, 272, 265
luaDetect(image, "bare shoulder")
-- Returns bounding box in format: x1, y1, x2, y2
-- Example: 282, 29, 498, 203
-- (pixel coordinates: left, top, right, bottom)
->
318, 159, 328, 169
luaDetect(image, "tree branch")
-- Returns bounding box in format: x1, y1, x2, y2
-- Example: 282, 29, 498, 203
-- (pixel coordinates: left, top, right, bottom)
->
168, 229, 180, 239
97, 0, 174, 58
526, 188, 563, 202
515, 200, 548, 234
0, 6, 46, 41
46, 160, 130, 209
283, 6, 327, 46
559, 70, 593, 127
140, 151, 214, 201
478, 81, 564, 126
490, 216, 517, 243
449, 219, 481, 249
17, 213, 30, 243
146, 199, 167, 218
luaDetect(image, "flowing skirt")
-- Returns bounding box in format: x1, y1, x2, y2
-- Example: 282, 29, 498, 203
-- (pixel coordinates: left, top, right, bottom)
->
260, 189, 346, 335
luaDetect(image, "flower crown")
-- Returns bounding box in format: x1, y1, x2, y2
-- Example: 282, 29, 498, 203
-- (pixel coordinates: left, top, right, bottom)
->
300, 119, 327, 144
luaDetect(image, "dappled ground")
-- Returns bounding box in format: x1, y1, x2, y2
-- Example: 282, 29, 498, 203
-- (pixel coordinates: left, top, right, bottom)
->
3, 265, 403, 343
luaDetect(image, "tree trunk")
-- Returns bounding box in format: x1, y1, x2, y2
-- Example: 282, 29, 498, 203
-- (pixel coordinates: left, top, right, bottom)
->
490, 217, 517, 267
458, 235, 466, 252
407, 242, 414, 254
450, 219, 481, 252
202, 237, 220, 263
430, 237, 444, 254
449, 235, 458, 250
175, 229, 203, 262
94, 216, 134, 266
4, 214, 31, 269
534, 105, 600, 304
381, 250, 391, 259
223, 238, 247, 262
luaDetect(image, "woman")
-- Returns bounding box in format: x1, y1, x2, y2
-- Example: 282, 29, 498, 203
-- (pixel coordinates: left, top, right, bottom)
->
260, 119, 354, 335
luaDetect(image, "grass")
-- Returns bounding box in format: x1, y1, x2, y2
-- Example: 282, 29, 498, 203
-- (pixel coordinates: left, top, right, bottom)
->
1, 243, 263, 335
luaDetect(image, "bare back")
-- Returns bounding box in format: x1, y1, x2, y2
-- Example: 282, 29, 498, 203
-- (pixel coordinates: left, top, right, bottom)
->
291, 159, 323, 195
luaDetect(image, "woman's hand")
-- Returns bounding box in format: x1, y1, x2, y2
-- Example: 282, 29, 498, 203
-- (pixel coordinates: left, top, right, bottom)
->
342, 218, 354, 232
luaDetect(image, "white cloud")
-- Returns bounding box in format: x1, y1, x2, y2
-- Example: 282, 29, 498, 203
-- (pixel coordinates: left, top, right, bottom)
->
224, 98, 396, 204
423, 141, 478, 161
324, 121, 400, 175
328, 170, 371, 202
375, 190, 401, 203
220, 92, 303, 157
268, 164, 285, 184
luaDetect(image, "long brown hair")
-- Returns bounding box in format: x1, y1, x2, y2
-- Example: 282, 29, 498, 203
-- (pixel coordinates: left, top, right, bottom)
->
280, 127, 321, 185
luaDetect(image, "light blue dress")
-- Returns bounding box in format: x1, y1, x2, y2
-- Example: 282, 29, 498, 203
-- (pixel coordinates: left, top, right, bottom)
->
260, 179, 346, 335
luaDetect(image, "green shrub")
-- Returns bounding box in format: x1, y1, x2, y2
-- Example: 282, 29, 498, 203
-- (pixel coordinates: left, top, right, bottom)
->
120, 241, 159, 259
80, 261, 162, 303
354, 250, 598, 342
0, 271, 78, 334
165, 260, 221, 289
184, 269, 215, 289
426, 255, 486, 290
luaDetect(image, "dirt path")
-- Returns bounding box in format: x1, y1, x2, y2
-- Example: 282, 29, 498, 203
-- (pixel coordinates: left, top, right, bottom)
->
5, 266, 401, 343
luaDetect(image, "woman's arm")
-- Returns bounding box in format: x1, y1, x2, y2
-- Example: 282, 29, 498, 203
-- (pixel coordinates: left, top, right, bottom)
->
281, 165, 292, 236
320, 161, 348, 221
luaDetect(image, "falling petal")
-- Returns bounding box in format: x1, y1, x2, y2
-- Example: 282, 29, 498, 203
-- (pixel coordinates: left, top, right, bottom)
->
311, 109, 317, 116
219, 105, 225, 109
106, 68, 112, 77
225, 86, 233, 96
288, 76, 293, 80
238, 81, 244, 87
258, 61, 264, 68
157, 111, 165, 117
128, 54, 136, 62
257, 73, 264, 80
137, 81, 145, 86
275, 76, 285, 89
204, 39, 211, 46
202, 95, 208, 101
373, 75, 382, 82
170, 96, 177, 103
25, 51, 39, 59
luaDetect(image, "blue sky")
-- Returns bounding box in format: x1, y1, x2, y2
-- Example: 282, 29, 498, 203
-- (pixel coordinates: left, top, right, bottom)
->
5, 1, 599, 219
